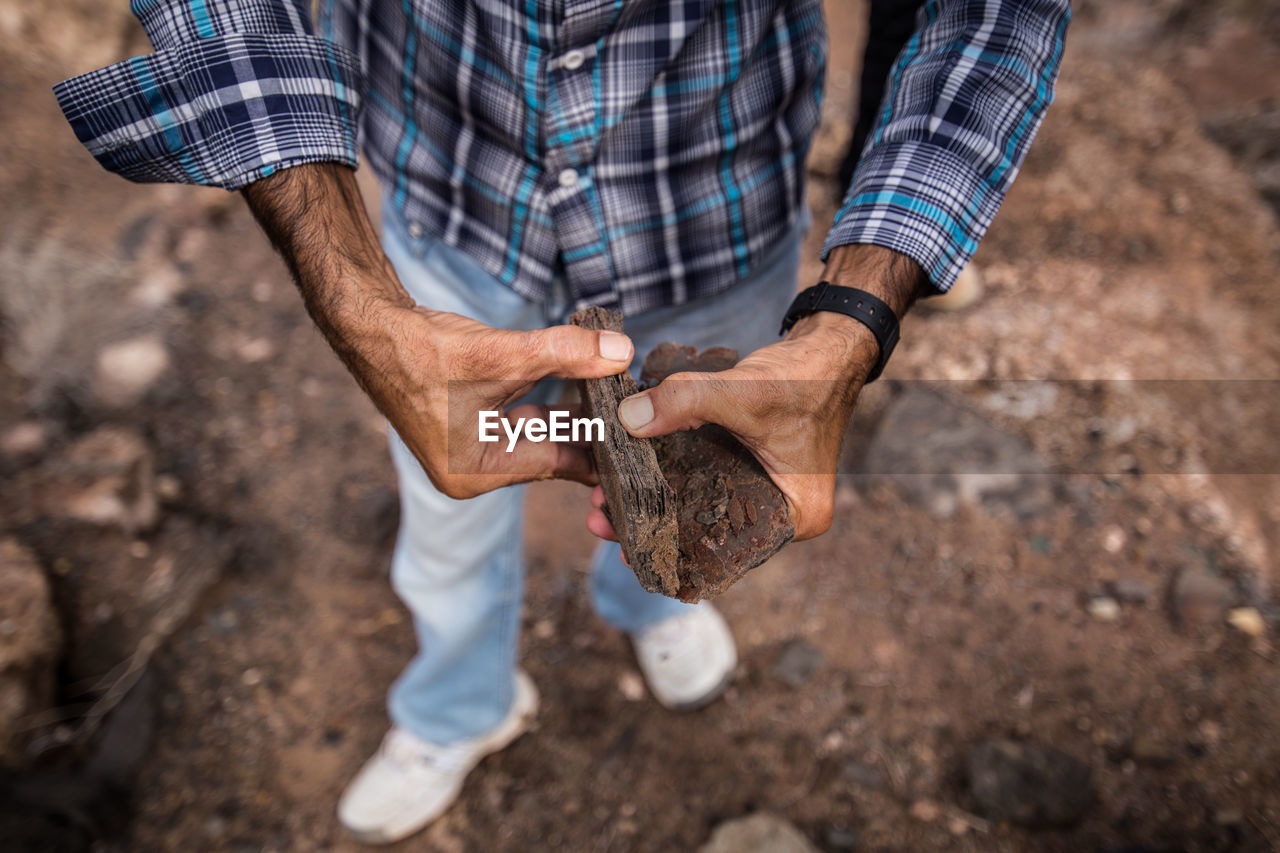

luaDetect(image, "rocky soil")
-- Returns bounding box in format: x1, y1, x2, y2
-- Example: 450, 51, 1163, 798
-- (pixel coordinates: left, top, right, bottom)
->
2, 1, 1279, 851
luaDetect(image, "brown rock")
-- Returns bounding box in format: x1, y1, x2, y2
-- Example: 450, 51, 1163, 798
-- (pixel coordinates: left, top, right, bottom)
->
570, 312, 794, 601
570, 308, 679, 596
642, 343, 794, 602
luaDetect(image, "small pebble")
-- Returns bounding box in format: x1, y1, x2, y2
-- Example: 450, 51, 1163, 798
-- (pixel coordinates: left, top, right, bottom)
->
96, 336, 171, 406
1172, 569, 1233, 628
1131, 734, 1176, 767
1214, 808, 1244, 826
1227, 607, 1265, 637
772, 638, 824, 689
910, 800, 941, 822
618, 670, 646, 702
1087, 597, 1121, 622
237, 337, 275, 363
842, 762, 884, 790
1109, 577, 1153, 605
824, 827, 859, 850
1, 421, 47, 457
156, 474, 183, 501
1102, 525, 1126, 554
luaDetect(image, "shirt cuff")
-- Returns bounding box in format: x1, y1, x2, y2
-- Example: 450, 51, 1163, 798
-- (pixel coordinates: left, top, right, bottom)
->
822, 140, 1005, 295
53, 33, 364, 191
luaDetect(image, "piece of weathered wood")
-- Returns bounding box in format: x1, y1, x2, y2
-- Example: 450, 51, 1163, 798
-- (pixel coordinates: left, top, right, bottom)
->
641, 343, 794, 601
570, 308, 680, 596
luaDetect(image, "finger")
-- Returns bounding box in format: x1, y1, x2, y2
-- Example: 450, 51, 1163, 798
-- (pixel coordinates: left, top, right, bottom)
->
771, 472, 839, 542
587, 485, 618, 540
482, 434, 598, 486
586, 507, 618, 541
510, 325, 634, 380
617, 371, 744, 438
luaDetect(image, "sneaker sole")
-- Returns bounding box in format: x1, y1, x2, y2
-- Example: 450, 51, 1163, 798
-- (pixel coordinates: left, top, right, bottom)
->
343, 674, 539, 845
660, 666, 735, 712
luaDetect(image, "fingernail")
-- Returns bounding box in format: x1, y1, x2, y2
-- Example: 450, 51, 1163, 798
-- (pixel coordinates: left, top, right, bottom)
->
598, 331, 632, 362
618, 395, 654, 431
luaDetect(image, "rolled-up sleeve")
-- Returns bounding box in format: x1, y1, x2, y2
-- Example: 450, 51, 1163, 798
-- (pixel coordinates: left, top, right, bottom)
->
824, 0, 1071, 293
53, 0, 364, 190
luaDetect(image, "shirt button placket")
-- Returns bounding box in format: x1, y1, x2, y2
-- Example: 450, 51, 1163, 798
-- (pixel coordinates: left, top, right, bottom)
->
558, 168, 580, 189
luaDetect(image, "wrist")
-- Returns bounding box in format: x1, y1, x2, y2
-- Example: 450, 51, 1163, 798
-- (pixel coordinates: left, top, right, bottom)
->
779, 243, 924, 383
320, 281, 415, 340
820, 243, 926, 318
785, 311, 881, 386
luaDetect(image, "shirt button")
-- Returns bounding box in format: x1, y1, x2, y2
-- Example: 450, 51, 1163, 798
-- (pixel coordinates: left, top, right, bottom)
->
563, 49, 585, 70
407, 222, 424, 238
558, 168, 580, 189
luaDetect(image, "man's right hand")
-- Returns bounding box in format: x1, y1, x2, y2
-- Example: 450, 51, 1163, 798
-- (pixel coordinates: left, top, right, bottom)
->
242, 163, 632, 498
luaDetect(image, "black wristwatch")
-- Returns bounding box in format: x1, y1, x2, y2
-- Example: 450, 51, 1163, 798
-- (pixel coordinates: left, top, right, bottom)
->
779, 281, 900, 382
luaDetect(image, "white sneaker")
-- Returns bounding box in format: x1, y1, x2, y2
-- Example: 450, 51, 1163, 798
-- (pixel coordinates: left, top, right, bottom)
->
631, 602, 737, 711
337, 671, 538, 844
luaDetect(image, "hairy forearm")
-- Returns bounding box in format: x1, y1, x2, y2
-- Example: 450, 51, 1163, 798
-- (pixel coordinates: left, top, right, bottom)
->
240, 163, 421, 419
241, 163, 412, 341
821, 243, 927, 319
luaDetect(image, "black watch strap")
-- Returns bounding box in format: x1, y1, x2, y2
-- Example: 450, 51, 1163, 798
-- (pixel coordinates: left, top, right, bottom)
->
779, 282, 900, 382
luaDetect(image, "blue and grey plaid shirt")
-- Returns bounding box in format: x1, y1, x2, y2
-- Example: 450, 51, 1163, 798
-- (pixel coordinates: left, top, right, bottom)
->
54, 0, 1069, 314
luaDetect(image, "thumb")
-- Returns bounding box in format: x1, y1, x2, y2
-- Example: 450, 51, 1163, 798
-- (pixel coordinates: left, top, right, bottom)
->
518, 325, 634, 379
617, 371, 738, 438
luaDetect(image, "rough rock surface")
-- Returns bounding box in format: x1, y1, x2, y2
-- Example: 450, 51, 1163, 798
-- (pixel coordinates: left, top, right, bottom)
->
641, 343, 794, 601
570, 308, 680, 596
571, 312, 793, 602
0, 539, 62, 765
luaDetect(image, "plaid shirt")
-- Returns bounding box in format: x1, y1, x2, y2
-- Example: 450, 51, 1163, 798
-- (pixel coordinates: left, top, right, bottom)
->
54, 0, 1069, 314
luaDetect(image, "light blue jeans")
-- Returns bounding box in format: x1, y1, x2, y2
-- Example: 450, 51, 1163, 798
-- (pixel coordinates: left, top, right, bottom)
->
380, 198, 803, 745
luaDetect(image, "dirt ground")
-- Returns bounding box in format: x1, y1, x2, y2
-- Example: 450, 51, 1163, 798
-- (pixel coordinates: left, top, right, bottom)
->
2, 1, 1280, 851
